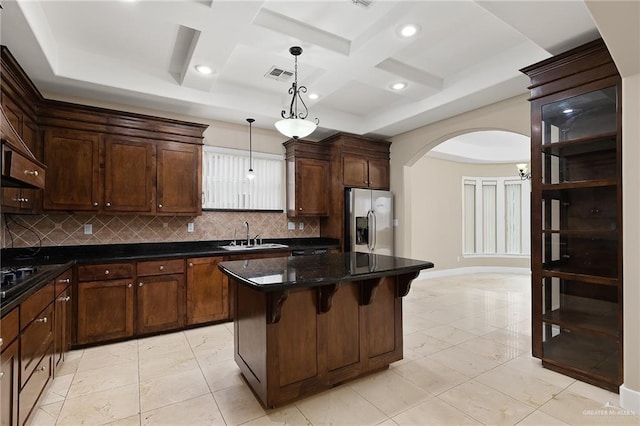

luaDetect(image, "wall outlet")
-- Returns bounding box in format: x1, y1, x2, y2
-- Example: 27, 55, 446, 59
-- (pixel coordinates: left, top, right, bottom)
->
83, 224, 92, 235
393, 219, 399, 227
187, 222, 194, 233
298, 222, 304, 230
287, 221, 295, 230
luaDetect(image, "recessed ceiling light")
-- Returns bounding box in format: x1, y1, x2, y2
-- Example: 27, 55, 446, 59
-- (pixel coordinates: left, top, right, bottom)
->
391, 82, 407, 91
195, 64, 214, 75
399, 24, 420, 38
308, 93, 319, 100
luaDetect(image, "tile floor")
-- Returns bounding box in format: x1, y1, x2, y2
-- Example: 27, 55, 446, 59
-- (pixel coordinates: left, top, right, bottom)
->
31, 273, 639, 425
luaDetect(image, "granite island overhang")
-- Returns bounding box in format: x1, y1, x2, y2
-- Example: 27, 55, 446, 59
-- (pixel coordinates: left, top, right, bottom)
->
218, 252, 434, 408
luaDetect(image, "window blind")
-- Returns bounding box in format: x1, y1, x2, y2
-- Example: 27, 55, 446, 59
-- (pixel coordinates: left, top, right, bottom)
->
202, 146, 284, 210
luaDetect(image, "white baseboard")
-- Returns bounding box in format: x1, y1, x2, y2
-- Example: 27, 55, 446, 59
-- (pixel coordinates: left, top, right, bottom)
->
418, 266, 531, 280
620, 384, 640, 415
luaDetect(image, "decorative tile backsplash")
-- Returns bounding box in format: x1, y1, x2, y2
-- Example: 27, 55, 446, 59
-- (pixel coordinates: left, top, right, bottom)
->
1, 211, 319, 248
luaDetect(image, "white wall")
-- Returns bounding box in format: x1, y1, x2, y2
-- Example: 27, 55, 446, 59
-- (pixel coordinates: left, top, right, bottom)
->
390, 94, 531, 258
410, 156, 530, 271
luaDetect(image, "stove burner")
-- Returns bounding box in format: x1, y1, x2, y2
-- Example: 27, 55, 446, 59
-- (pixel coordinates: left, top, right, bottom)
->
1, 266, 38, 287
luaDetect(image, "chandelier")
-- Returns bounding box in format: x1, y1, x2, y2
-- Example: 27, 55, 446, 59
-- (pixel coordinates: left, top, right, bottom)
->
274, 46, 319, 139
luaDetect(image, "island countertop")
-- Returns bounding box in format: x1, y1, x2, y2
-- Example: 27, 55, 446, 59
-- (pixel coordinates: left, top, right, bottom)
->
218, 252, 434, 291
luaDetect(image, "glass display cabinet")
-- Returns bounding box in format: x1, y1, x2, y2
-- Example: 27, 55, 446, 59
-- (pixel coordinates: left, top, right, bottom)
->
521, 39, 622, 392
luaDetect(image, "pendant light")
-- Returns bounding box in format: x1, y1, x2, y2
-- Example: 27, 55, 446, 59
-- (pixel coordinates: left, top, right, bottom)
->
275, 46, 319, 139
247, 118, 255, 180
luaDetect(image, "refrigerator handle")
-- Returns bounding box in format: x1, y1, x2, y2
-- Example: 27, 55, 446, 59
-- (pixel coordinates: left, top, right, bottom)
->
367, 210, 374, 252
370, 210, 377, 252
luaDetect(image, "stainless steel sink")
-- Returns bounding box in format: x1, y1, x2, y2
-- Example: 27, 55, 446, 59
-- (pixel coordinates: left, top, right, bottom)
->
220, 243, 289, 251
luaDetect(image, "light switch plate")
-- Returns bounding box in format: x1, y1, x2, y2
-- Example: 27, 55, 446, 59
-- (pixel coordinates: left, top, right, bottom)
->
298, 222, 304, 230
287, 221, 295, 230
187, 223, 194, 232
83, 224, 92, 235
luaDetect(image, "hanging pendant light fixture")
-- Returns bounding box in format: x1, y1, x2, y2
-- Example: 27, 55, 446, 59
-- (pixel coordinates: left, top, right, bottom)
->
247, 118, 255, 180
275, 46, 319, 139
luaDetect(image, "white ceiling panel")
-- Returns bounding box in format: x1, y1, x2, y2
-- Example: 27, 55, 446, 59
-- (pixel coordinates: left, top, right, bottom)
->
0, 0, 603, 139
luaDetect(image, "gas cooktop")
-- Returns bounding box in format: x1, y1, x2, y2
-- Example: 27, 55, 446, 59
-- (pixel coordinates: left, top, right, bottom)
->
0, 264, 65, 301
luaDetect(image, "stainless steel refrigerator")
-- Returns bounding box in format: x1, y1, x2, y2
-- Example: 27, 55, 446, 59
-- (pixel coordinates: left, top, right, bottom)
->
345, 188, 394, 255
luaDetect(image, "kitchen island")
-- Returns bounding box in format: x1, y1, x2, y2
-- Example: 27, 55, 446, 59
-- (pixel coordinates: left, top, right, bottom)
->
218, 252, 434, 408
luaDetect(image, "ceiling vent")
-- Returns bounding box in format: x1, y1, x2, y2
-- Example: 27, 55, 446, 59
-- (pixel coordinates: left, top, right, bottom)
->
352, 0, 373, 8
264, 66, 293, 82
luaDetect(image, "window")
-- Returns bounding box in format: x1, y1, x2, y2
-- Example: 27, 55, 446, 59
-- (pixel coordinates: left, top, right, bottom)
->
463, 176, 530, 256
202, 146, 284, 210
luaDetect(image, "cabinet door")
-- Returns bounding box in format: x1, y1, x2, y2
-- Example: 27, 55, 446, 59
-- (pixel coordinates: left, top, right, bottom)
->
186, 257, 229, 325
343, 156, 368, 187
43, 128, 101, 211
104, 136, 154, 213
136, 273, 185, 335
0, 340, 19, 426
77, 279, 134, 345
54, 286, 72, 372
367, 159, 389, 190
295, 158, 329, 216
156, 142, 201, 215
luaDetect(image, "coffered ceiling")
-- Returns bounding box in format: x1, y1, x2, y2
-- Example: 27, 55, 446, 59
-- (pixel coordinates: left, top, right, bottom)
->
0, 0, 600, 140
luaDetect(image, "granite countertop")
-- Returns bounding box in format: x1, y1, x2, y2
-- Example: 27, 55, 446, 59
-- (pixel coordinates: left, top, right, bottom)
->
0, 237, 340, 316
218, 252, 434, 292
1, 237, 340, 266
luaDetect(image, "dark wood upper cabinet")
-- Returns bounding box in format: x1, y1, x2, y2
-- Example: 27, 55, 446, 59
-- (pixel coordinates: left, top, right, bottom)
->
284, 139, 330, 217
521, 39, 623, 393
156, 141, 202, 215
104, 136, 155, 213
43, 128, 101, 212
1, 45, 208, 216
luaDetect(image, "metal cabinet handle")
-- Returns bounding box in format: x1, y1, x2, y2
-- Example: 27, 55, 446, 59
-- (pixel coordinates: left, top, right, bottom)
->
138, 282, 143, 287
188, 262, 193, 268
106, 202, 111, 207
159, 265, 164, 271
18, 197, 29, 203
105, 270, 110, 275
58, 296, 71, 302
127, 283, 132, 288
24, 170, 39, 176
158, 204, 163, 209
38, 366, 46, 372
58, 278, 71, 284
93, 202, 99, 207
0, 371, 4, 379
0, 337, 3, 346
299, 207, 303, 211
35, 316, 48, 323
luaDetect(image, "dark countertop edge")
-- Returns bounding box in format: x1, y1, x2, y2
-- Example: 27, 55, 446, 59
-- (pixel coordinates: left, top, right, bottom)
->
219, 261, 435, 292
1, 261, 75, 317
1, 238, 340, 266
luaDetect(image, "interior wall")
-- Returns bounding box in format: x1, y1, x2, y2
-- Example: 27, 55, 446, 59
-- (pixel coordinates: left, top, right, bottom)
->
390, 94, 531, 258
410, 156, 530, 271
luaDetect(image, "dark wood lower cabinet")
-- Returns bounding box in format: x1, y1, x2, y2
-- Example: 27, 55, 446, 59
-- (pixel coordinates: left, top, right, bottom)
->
136, 273, 185, 334
1, 309, 20, 426
76, 278, 135, 345
234, 276, 402, 408
186, 257, 229, 325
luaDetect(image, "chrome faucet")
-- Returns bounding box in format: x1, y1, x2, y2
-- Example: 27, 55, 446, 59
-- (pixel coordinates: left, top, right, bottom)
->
243, 221, 250, 246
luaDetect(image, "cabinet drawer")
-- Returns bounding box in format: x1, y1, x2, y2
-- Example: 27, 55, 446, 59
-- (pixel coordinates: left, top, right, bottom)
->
78, 263, 134, 281
137, 259, 184, 276
54, 268, 72, 296
21, 304, 54, 387
18, 352, 52, 426
2, 147, 46, 189
1, 307, 19, 348
20, 282, 54, 328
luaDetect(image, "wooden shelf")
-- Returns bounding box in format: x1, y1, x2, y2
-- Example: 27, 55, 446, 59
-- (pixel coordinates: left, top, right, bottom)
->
542, 295, 618, 338
543, 331, 619, 386
541, 132, 616, 156
541, 269, 619, 286
542, 178, 616, 191
542, 229, 617, 238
